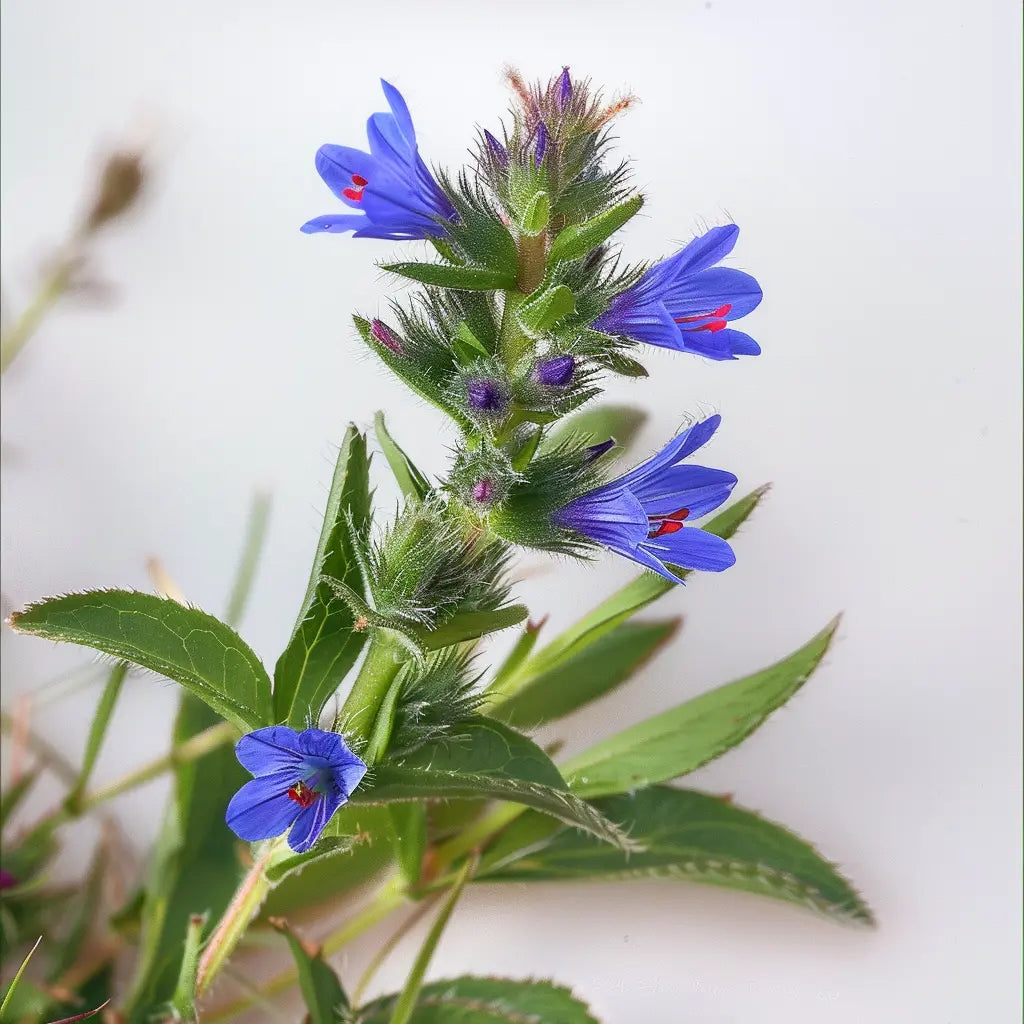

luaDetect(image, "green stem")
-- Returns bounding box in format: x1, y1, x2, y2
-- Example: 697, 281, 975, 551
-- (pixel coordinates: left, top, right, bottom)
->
337, 637, 403, 743
0, 261, 73, 375
64, 662, 128, 812
515, 232, 547, 295
387, 857, 474, 1024
201, 874, 407, 1023
169, 913, 207, 1021
195, 845, 277, 997
496, 290, 531, 367
224, 490, 272, 628
431, 802, 525, 875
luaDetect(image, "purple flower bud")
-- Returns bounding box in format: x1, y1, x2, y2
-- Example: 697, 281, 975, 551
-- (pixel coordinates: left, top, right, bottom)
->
534, 354, 576, 387
534, 121, 548, 168
557, 67, 572, 109
466, 379, 506, 415
370, 318, 404, 356
471, 478, 494, 503
584, 438, 616, 463
484, 130, 509, 170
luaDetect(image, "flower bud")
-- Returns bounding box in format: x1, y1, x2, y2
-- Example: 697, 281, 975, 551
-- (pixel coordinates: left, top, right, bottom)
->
370, 318, 404, 356
471, 478, 495, 503
534, 354, 575, 386
466, 378, 506, 415
557, 67, 572, 110
484, 130, 509, 170
534, 121, 549, 168
84, 149, 145, 232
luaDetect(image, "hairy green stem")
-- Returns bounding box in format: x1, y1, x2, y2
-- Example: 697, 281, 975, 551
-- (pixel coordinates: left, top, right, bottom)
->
202, 874, 407, 1022
431, 802, 524, 875
196, 845, 277, 997
338, 636, 404, 743
515, 232, 547, 294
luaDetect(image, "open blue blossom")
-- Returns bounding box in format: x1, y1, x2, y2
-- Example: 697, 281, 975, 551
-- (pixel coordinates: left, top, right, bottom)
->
553, 414, 737, 582
225, 726, 366, 853
593, 225, 762, 360
301, 80, 456, 240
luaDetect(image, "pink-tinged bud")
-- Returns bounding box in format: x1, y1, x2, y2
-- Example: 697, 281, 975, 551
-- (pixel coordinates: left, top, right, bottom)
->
557, 67, 572, 109
370, 319, 404, 355
471, 478, 494, 503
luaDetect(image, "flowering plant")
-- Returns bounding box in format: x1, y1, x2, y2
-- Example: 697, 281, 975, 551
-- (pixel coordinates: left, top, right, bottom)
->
1, 68, 869, 1023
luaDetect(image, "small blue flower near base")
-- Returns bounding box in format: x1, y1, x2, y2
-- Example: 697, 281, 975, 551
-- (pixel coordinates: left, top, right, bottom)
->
225, 726, 367, 853
301, 80, 456, 240
593, 225, 762, 360
553, 414, 737, 583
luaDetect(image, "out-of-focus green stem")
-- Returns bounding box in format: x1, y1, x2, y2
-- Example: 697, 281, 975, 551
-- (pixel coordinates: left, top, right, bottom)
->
224, 490, 272, 628
0, 260, 73, 375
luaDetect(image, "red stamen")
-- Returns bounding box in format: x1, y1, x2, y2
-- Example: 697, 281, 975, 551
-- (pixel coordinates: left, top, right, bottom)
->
351, 174, 368, 187
287, 781, 316, 808
674, 304, 733, 328
342, 187, 364, 201
647, 507, 690, 522
648, 519, 684, 539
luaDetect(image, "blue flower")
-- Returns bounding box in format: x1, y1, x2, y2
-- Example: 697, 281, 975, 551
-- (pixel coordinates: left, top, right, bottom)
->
301, 80, 456, 240
553, 414, 737, 582
593, 225, 762, 360
225, 726, 367, 853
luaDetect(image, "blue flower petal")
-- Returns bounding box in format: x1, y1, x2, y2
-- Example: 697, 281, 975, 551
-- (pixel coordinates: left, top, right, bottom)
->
300, 213, 369, 235
666, 225, 740, 278
718, 327, 761, 356
234, 726, 305, 775
225, 770, 301, 842
664, 267, 763, 321
646, 526, 736, 572
314, 145, 378, 202
380, 79, 417, 145
618, 415, 721, 489
287, 789, 345, 853
633, 464, 737, 519
337, 758, 368, 796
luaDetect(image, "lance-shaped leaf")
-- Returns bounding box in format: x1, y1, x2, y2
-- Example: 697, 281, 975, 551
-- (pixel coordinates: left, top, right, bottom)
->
382, 262, 517, 291
488, 619, 680, 728
273, 427, 371, 727
10, 592, 272, 732
358, 975, 600, 1024
561, 617, 841, 798
516, 284, 575, 336
270, 918, 350, 1024
550, 194, 644, 264
416, 605, 529, 651
477, 787, 873, 925
524, 485, 770, 677
374, 412, 430, 501
351, 719, 635, 851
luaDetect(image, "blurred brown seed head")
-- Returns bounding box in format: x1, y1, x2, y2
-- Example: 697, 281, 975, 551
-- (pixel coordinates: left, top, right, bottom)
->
83, 149, 146, 233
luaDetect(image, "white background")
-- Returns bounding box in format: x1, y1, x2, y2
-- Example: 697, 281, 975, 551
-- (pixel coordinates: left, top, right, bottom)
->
2, 1, 1021, 1021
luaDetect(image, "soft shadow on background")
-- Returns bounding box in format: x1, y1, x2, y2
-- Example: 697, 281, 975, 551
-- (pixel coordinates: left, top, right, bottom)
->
1, 1, 1021, 1021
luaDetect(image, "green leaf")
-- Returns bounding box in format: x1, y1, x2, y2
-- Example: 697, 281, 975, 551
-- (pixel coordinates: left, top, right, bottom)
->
541, 403, 648, 460
525, 485, 769, 676
478, 786, 873, 925
265, 836, 356, 885
561, 617, 841, 798
487, 619, 544, 694
388, 803, 428, 886
64, 662, 128, 812
415, 605, 529, 650
352, 719, 634, 851
375, 412, 431, 501
383, 262, 517, 291
488, 619, 680, 728
10, 592, 272, 732
359, 975, 600, 1024
593, 349, 649, 377
452, 321, 491, 364
223, 489, 272, 629
270, 918, 350, 1024
262, 806, 395, 917
1, 770, 40, 833
521, 190, 550, 235
273, 427, 371, 727
516, 285, 575, 336
550, 194, 644, 264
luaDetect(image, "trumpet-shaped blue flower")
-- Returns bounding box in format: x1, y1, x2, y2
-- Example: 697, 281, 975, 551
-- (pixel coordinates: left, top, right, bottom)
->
301, 80, 456, 240
225, 726, 366, 853
553, 414, 737, 582
593, 225, 762, 360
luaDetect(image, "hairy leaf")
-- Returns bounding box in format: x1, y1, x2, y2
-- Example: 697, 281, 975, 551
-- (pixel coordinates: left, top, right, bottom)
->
270, 919, 350, 1024
375, 412, 431, 501
561, 618, 840, 797
273, 427, 371, 726
383, 262, 517, 291
550, 194, 644, 264
352, 719, 635, 851
479, 787, 872, 924
358, 975, 600, 1024
10, 592, 272, 732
